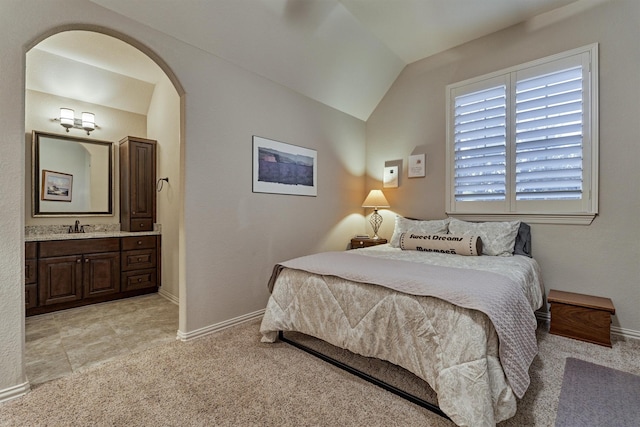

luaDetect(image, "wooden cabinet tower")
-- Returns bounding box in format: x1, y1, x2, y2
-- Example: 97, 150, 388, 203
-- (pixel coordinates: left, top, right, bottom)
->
120, 136, 157, 232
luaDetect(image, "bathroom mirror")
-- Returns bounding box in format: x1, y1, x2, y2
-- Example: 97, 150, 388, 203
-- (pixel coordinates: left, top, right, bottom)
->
32, 130, 114, 216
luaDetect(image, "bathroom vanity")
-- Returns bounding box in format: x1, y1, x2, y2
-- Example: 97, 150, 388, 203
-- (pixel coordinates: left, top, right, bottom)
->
25, 231, 160, 316
27, 132, 162, 316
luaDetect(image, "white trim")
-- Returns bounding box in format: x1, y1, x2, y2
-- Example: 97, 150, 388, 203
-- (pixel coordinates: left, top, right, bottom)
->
535, 310, 550, 323
446, 44, 598, 219
0, 381, 30, 404
176, 309, 265, 342
448, 212, 596, 225
611, 326, 640, 341
158, 287, 179, 305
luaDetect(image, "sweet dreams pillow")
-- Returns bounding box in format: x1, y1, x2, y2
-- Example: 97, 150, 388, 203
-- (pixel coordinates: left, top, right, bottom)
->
400, 233, 482, 256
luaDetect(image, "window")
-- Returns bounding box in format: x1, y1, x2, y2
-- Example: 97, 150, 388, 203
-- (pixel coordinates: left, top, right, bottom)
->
446, 44, 598, 224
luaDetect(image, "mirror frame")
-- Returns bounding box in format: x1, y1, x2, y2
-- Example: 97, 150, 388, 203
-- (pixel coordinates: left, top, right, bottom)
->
32, 130, 114, 217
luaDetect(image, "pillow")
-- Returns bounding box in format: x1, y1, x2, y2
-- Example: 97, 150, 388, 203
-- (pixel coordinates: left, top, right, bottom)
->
513, 222, 532, 257
448, 218, 520, 257
400, 232, 482, 256
389, 216, 450, 248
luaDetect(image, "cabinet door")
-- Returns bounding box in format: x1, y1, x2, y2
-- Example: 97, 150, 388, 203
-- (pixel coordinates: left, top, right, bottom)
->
83, 252, 121, 298
130, 140, 155, 220
39, 255, 83, 306
120, 137, 156, 232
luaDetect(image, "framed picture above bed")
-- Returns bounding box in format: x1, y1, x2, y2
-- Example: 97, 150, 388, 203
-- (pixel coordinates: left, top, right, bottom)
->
252, 136, 317, 196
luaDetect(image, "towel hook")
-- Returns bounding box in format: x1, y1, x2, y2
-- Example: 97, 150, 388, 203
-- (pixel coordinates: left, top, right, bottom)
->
156, 177, 169, 192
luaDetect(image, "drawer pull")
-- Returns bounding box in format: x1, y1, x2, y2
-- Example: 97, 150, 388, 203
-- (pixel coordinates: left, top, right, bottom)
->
138, 278, 143, 283
76, 259, 81, 264
138, 258, 142, 262
137, 241, 143, 245
140, 224, 144, 228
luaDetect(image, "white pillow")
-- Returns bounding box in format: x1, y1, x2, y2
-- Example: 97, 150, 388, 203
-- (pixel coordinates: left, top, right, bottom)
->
448, 218, 520, 256
389, 216, 450, 248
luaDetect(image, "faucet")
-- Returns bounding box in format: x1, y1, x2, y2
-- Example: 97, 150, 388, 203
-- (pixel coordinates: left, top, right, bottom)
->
69, 220, 85, 233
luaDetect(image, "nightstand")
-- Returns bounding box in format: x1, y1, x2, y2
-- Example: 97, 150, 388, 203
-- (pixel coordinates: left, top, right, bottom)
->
350, 237, 388, 249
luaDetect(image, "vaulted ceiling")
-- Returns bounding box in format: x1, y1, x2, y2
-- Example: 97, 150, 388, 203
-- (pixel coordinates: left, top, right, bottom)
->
30, 0, 583, 120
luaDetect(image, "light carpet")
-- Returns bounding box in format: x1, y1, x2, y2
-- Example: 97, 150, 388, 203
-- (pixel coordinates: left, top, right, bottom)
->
555, 357, 640, 427
1, 319, 640, 426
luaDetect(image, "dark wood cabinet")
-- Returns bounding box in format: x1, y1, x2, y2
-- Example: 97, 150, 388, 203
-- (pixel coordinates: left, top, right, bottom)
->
26, 235, 159, 316
38, 238, 120, 307
82, 252, 121, 298
38, 255, 83, 306
25, 242, 38, 309
120, 136, 157, 232
120, 236, 158, 292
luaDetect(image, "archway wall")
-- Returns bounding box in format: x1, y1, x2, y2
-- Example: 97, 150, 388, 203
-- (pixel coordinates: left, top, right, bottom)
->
1, 0, 366, 398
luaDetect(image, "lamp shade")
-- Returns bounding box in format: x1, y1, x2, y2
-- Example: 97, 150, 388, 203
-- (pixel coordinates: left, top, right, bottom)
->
81, 112, 95, 132
361, 189, 390, 209
60, 108, 74, 129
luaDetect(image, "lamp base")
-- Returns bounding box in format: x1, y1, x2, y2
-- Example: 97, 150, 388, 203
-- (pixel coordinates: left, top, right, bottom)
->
369, 210, 383, 240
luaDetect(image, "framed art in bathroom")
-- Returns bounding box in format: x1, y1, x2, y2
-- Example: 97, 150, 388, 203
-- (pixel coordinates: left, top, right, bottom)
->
41, 170, 73, 202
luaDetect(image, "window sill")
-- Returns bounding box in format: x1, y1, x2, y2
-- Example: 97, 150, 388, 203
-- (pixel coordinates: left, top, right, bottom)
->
446, 213, 597, 225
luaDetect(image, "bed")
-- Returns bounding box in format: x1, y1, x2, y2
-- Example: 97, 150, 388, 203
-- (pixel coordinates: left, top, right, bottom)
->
260, 218, 544, 427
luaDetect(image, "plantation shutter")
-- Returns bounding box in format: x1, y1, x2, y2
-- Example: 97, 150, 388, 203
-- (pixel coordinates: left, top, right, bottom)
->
515, 66, 584, 201
453, 85, 507, 201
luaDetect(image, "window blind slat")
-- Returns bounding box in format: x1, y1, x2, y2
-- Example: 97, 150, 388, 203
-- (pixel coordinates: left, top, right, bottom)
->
516, 101, 582, 122
516, 67, 582, 91
453, 84, 508, 201
515, 135, 582, 152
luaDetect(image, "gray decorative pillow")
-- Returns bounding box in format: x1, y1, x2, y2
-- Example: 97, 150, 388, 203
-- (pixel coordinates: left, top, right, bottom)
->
390, 216, 450, 248
448, 218, 520, 256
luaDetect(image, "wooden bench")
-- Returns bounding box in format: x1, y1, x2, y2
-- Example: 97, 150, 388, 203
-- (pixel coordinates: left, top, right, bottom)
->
548, 289, 615, 347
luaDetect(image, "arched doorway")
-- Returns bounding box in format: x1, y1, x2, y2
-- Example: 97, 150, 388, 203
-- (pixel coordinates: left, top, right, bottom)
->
24, 27, 185, 384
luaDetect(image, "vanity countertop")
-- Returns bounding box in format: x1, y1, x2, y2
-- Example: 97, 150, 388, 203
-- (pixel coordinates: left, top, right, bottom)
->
25, 229, 161, 242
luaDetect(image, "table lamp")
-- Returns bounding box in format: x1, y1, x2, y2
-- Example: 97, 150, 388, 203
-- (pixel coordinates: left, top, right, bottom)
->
361, 189, 390, 239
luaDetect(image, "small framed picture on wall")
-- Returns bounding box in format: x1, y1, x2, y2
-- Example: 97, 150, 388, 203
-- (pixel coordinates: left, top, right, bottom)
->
383, 166, 398, 188
408, 154, 426, 178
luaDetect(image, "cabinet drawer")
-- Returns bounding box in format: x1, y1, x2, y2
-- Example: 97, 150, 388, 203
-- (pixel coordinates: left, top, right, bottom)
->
121, 235, 157, 251
122, 249, 157, 271
25, 259, 37, 284
121, 269, 157, 291
40, 238, 120, 257
25, 284, 38, 309
130, 219, 154, 232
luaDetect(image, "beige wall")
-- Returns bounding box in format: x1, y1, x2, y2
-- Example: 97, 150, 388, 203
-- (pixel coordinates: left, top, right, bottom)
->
0, 0, 365, 398
147, 74, 181, 302
366, 0, 640, 333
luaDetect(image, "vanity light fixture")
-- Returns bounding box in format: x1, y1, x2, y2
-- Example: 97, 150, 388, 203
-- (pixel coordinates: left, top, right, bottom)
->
56, 108, 98, 135
361, 189, 390, 239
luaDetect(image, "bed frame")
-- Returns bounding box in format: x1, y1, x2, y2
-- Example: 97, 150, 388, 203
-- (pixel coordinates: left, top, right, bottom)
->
278, 331, 450, 420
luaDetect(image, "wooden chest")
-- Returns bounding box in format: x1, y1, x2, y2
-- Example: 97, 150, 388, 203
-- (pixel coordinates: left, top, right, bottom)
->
548, 289, 615, 347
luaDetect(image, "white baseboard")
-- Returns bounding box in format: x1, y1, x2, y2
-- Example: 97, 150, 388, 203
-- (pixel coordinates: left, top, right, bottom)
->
176, 309, 265, 342
535, 310, 640, 340
0, 381, 30, 404
158, 288, 179, 305
611, 325, 640, 340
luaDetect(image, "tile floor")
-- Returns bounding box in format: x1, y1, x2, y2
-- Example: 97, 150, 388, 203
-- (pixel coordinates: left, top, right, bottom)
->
25, 293, 178, 386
